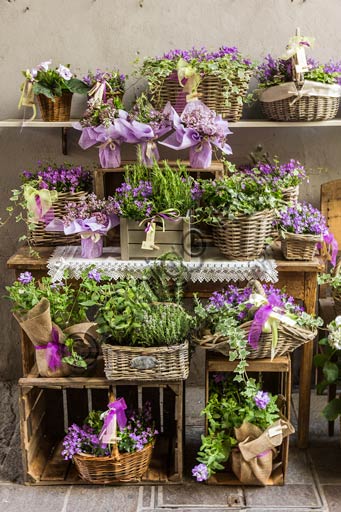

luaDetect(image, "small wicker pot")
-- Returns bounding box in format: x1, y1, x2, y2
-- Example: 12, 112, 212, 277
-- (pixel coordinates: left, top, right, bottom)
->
152, 73, 251, 121
74, 441, 154, 484
281, 232, 321, 261
29, 191, 88, 246
260, 82, 340, 122
197, 321, 317, 359
281, 185, 299, 204
102, 340, 190, 381
212, 210, 274, 260
37, 91, 73, 121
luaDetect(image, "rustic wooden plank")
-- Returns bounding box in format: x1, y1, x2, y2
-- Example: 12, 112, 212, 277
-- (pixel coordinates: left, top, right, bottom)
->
120, 218, 129, 260
127, 218, 184, 231
207, 354, 290, 373
41, 441, 69, 481
125, 244, 185, 260
127, 231, 183, 244
26, 392, 46, 442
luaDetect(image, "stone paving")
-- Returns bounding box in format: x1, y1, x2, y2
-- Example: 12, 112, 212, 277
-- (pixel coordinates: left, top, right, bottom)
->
1, 386, 341, 511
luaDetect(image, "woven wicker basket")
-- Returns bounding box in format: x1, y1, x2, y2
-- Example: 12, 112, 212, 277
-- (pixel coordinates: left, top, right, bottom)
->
102, 340, 189, 381
37, 91, 73, 121
152, 73, 251, 121
260, 86, 340, 122
197, 321, 317, 359
281, 232, 321, 261
29, 191, 88, 246
281, 185, 299, 204
74, 440, 154, 484
212, 210, 274, 260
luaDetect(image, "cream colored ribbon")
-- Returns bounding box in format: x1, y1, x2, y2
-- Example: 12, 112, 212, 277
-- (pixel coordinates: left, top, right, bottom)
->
146, 140, 157, 159
177, 58, 201, 102
88, 81, 107, 104
18, 79, 37, 121
80, 231, 102, 243
23, 185, 58, 223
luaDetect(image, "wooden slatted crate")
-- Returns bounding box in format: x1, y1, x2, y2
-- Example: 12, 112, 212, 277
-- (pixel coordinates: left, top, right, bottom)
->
19, 374, 183, 485
204, 353, 292, 486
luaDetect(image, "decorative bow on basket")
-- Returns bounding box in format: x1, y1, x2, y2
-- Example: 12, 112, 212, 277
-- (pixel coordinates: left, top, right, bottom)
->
138, 209, 182, 251
99, 398, 128, 460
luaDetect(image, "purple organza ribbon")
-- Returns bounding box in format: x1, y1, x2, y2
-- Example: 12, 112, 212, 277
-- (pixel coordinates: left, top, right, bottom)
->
159, 101, 232, 169
45, 214, 120, 236
323, 231, 338, 266
248, 294, 282, 349
35, 327, 65, 371
99, 398, 127, 442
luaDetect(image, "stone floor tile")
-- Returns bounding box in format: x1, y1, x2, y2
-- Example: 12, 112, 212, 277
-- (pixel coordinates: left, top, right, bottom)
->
158, 484, 244, 507
285, 447, 315, 484
309, 440, 341, 484
185, 386, 205, 427
67, 486, 139, 512
0, 485, 67, 512
321, 485, 341, 512
244, 484, 321, 508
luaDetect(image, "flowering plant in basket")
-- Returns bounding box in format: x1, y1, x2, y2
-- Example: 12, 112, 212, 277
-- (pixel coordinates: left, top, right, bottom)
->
237, 158, 307, 192
192, 377, 286, 482
275, 202, 338, 264
128, 93, 172, 165
47, 193, 120, 258
82, 69, 126, 103
62, 400, 157, 460
21, 162, 93, 194
160, 100, 232, 168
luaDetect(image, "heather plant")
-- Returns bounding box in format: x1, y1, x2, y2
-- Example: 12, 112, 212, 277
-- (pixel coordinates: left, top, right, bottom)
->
62, 193, 119, 228
79, 97, 124, 128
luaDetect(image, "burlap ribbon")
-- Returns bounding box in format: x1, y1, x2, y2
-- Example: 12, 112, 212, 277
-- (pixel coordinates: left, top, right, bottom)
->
231, 419, 295, 485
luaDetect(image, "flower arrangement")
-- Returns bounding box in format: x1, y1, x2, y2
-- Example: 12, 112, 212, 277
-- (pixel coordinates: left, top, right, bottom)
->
238, 158, 307, 192
192, 377, 281, 481
21, 163, 92, 194
275, 202, 338, 264
62, 401, 157, 460
82, 69, 126, 103
160, 100, 232, 168
47, 193, 120, 258
138, 46, 254, 110
128, 93, 172, 165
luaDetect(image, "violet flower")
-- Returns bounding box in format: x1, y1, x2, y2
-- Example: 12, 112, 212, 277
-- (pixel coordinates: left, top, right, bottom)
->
18, 272, 33, 285
254, 390, 270, 409
192, 463, 209, 482
88, 269, 101, 282
57, 64, 73, 81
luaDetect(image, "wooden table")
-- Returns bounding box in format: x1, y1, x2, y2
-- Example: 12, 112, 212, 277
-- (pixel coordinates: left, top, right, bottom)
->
7, 245, 325, 448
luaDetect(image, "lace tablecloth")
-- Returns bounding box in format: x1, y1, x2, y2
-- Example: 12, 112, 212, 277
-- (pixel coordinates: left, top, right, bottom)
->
47, 246, 278, 283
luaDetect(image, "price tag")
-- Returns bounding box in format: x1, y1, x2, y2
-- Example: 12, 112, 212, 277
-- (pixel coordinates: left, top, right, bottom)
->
141, 222, 160, 251
295, 47, 309, 73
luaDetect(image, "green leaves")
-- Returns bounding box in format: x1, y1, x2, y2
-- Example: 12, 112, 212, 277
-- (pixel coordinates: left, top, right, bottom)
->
323, 361, 339, 383
32, 82, 55, 99
68, 78, 90, 95
323, 398, 341, 421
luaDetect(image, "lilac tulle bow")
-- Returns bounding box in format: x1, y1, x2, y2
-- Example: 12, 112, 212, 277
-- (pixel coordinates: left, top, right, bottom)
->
45, 214, 120, 237
160, 101, 232, 169
35, 327, 65, 371
99, 398, 128, 442
323, 231, 338, 266
248, 293, 283, 349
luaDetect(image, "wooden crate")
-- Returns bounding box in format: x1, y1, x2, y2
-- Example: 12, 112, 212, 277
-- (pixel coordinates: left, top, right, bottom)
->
204, 353, 292, 486
18, 375, 183, 485
120, 215, 191, 261
93, 161, 225, 198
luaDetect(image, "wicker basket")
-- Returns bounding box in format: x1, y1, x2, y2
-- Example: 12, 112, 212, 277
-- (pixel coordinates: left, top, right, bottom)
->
74, 439, 154, 484
281, 232, 321, 261
281, 185, 299, 204
152, 73, 251, 121
260, 85, 340, 122
29, 191, 88, 246
37, 91, 73, 121
102, 340, 189, 381
197, 321, 317, 359
212, 210, 274, 260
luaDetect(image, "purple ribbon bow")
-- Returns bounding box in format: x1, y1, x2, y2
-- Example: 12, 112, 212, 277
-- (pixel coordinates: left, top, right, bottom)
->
35, 327, 65, 371
99, 398, 127, 442
248, 293, 282, 350
323, 231, 338, 266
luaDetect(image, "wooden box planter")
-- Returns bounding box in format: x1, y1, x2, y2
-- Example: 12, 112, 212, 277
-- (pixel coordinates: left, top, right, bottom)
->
18, 376, 184, 485
204, 353, 292, 486
120, 215, 191, 261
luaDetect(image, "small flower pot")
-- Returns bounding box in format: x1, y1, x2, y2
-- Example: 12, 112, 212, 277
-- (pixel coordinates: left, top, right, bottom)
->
37, 91, 73, 121
81, 235, 103, 258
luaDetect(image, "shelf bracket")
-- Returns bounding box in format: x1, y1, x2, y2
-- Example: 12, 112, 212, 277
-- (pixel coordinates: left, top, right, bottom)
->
62, 127, 68, 155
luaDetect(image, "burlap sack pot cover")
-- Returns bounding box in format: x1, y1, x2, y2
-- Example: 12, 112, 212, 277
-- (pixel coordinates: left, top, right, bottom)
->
14, 298, 99, 377
231, 419, 295, 485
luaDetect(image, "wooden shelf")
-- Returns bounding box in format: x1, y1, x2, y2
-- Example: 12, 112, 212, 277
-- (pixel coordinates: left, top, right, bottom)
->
0, 119, 76, 128
206, 353, 291, 373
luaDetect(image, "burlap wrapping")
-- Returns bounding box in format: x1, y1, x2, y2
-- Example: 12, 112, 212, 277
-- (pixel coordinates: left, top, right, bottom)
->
231, 419, 295, 485
13, 298, 99, 377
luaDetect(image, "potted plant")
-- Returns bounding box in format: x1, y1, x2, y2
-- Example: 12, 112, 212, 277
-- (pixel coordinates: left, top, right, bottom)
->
275, 202, 338, 262
113, 161, 198, 260
82, 69, 126, 104
138, 46, 254, 121
62, 400, 157, 484
192, 377, 294, 484
319, 260, 341, 315
257, 35, 341, 121
5, 269, 101, 377
47, 193, 120, 258
160, 100, 232, 169
19, 60, 88, 121
195, 281, 322, 369
195, 173, 282, 260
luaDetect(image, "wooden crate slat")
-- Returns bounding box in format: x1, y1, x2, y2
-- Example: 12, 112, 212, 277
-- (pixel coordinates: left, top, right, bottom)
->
41, 441, 69, 481
126, 231, 183, 244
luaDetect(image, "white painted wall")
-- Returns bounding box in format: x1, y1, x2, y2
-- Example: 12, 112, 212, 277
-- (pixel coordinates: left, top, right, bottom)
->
1, 0, 340, 378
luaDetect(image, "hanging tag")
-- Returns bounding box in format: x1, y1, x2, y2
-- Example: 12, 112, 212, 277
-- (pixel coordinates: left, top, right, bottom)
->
141, 222, 160, 251
295, 47, 309, 73
267, 424, 283, 438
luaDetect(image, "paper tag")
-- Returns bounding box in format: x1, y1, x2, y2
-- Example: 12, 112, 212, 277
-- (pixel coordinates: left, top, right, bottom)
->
141, 223, 160, 251
295, 47, 309, 73
268, 425, 283, 438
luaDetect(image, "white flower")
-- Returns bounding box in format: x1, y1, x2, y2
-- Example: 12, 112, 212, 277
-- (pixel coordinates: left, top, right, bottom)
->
328, 330, 341, 350
37, 60, 52, 72
335, 316, 341, 328
57, 64, 73, 81
30, 68, 38, 78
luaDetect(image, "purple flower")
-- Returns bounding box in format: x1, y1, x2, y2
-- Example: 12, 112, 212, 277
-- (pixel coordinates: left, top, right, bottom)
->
57, 64, 72, 81
192, 463, 209, 482
18, 272, 33, 285
254, 390, 270, 409
88, 269, 101, 282
213, 373, 226, 384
